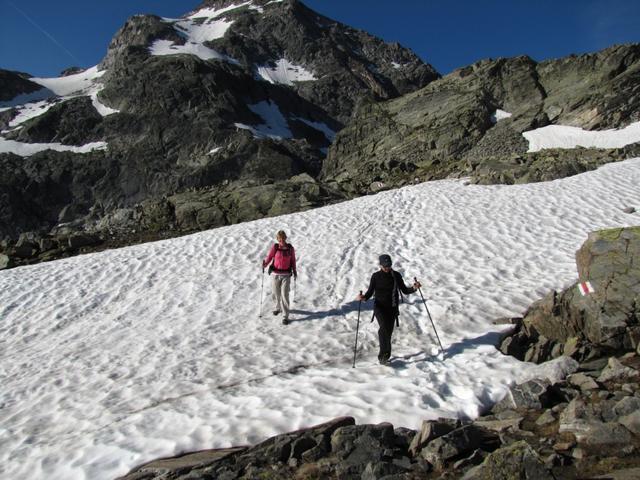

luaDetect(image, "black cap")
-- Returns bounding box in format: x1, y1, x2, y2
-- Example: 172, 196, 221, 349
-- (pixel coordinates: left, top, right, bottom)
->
379, 254, 392, 267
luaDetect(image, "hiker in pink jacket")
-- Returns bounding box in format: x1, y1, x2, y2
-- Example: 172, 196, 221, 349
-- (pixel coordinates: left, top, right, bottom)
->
262, 230, 297, 324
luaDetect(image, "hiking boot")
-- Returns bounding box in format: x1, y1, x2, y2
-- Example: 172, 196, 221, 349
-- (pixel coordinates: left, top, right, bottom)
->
272, 310, 280, 315
282, 318, 290, 325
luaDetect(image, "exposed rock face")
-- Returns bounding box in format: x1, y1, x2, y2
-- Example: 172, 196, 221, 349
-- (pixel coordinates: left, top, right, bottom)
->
321, 44, 640, 194
500, 226, 640, 364
0, 69, 44, 102
0, 0, 436, 267
5, 96, 104, 145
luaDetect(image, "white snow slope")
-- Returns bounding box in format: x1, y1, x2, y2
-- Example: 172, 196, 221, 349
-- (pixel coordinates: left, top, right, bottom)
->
1, 158, 640, 479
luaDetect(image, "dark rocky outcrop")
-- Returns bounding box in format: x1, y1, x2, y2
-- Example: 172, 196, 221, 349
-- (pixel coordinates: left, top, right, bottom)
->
5, 96, 104, 146
0, 0, 436, 268
499, 226, 640, 364
0, 69, 44, 102
321, 44, 640, 195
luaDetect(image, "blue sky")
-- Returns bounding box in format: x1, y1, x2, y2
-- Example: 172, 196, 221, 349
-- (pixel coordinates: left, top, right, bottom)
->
1, 0, 639, 77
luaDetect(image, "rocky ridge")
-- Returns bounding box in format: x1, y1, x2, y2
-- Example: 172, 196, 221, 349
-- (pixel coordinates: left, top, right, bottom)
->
115, 227, 640, 479
321, 44, 640, 195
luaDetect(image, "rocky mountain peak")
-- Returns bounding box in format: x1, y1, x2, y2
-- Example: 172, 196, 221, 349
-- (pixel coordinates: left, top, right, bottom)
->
0, 0, 438, 256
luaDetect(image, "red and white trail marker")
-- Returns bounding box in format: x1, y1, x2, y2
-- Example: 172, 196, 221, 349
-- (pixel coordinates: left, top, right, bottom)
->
578, 281, 595, 296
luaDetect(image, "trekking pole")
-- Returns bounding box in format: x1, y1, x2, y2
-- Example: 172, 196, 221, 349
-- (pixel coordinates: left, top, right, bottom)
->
258, 267, 265, 318
414, 277, 445, 355
291, 275, 296, 309
353, 291, 363, 368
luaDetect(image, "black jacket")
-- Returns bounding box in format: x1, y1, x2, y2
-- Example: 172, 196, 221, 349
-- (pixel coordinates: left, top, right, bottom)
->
364, 269, 415, 310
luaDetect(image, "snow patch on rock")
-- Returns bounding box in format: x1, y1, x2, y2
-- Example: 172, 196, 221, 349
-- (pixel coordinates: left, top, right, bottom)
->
256, 59, 317, 85
0, 137, 108, 157
491, 109, 513, 123
235, 100, 293, 139
523, 121, 640, 152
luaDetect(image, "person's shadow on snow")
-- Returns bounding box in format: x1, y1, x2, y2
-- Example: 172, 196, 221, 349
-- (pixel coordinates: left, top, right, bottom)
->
441, 331, 503, 360
289, 300, 373, 323
383, 331, 503, 368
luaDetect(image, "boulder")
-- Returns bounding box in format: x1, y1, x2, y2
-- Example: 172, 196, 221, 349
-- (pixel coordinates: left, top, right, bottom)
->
331, 422, 398, 477
408, 418, 459, 457
68, 233, 102, 249
612, 396, 640, 418
473, 416, 523, 433
393, 427, 416, 451
492, 378, 552, 413
462, 441, 554, 480
419, 425, 500, 471
618, 411, 640, 436
559, 398, 634, 450
361, 460, 408, 480
535, 410, 556, 427
499, 227, 640, 364
0, 253, 14, 270
597, 357, 640, 383
116, 447, 246, 479
567, 372, 600, 392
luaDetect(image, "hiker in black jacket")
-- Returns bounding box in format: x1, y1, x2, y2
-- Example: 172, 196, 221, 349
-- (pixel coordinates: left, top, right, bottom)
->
357, 254, 421, 365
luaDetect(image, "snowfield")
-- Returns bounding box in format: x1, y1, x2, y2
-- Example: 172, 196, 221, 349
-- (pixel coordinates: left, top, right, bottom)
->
524, 121, 640, 152
1, 158, 639, 479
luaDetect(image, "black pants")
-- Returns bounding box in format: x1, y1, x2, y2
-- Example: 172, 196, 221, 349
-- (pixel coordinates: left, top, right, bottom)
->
374, 305, 397, 361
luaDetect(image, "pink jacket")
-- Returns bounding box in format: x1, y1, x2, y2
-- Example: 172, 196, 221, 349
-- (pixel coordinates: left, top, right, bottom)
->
263, 243, 297, 275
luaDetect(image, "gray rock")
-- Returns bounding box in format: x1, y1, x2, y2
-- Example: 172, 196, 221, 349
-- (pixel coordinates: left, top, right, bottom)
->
598, 357, 640, 383
618, 410, 640, 436
116, 447, 246, 479
361, 460, 408, 480
492, 317, 523, 325
535, 410, 556, 427
392, 427, 416, 451
0, 253, 13, 270
622, 206, 636, 214
461, 441, 554, 480
331, 422, 397, 477
68, 233, 101, 249
420, 425, 500, 471
38, 236, 58, 252
560, 398, 633, 448
11, 242, 38, 259
492, 378, 551, 413
408, 418, 459, 457
613, 396, 640, 418
567, 372, 600, 391
499, 227, 640, 364
453, 449, 486, 470
473, 416, 523, 432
